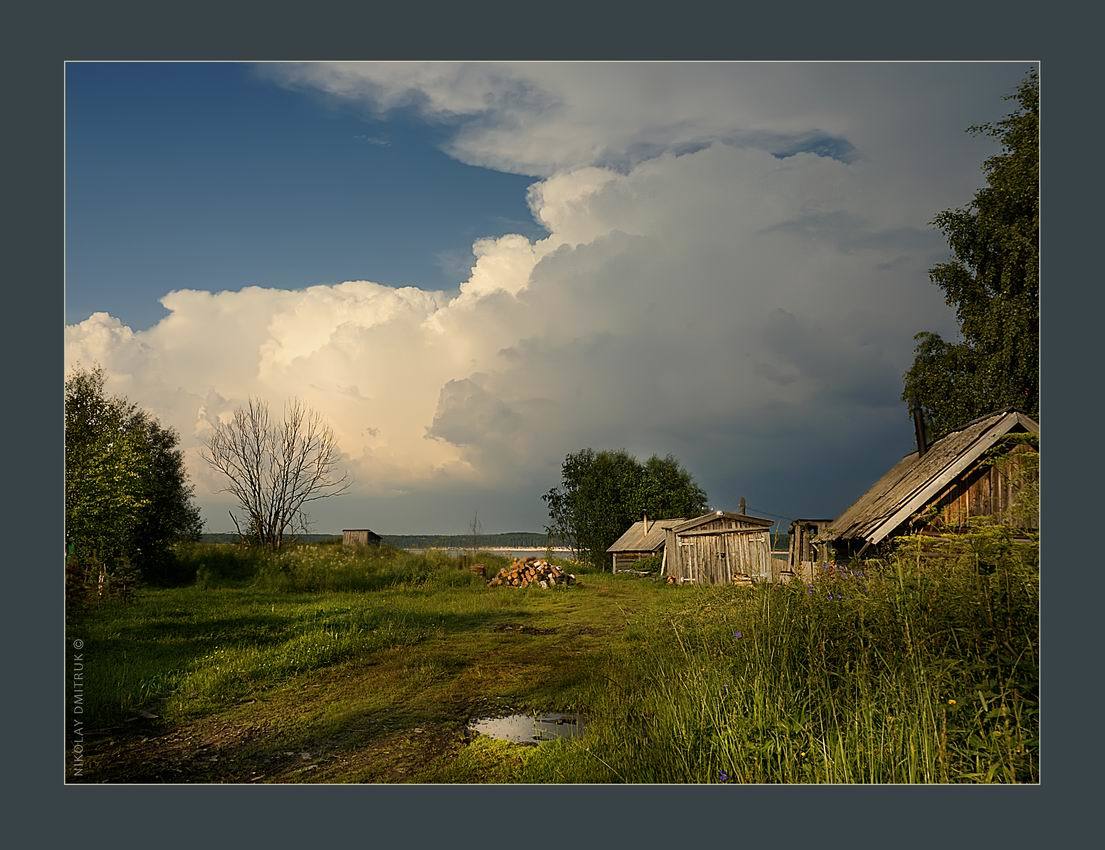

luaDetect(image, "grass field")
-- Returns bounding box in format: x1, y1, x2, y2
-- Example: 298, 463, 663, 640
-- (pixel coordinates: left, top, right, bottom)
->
67, 537, 1038, 783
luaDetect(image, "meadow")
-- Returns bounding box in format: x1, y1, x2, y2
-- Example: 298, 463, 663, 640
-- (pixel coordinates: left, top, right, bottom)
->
67, 534, 1038, 783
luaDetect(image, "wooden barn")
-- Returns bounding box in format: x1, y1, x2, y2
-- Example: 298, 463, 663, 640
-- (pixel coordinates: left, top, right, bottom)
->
342, 528, 382, 547
662, 511, 775, 585
817, 408, 1039, 560
606, 516, 686, 573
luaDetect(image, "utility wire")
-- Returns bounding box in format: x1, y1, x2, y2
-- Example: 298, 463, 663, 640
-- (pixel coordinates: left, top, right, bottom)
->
747, 505, 795, 523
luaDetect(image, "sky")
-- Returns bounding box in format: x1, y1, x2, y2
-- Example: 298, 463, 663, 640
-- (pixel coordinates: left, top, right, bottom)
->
64, 61, 1033, 534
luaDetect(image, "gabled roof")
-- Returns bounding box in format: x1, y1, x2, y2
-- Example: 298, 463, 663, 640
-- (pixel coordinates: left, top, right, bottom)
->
672, 511, 774, 533
607, 518, 687, 552
819, 409, 1038, 547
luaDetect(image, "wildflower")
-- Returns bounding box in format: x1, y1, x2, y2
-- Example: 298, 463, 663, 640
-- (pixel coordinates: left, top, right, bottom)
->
718, 770, 729, 783
732, 630, 743, 640
947, 699, 956, 706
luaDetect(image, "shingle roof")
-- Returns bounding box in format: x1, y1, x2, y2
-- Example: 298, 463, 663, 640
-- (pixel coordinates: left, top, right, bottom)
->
818, 409, 1038, 547
606, 518, 687, 553
672, 511, 774, 533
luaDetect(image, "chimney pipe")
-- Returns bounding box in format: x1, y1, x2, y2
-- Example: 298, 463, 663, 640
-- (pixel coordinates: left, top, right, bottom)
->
643, 513, 650, 535
738, 496, 747, 515
912, 406, 929, 457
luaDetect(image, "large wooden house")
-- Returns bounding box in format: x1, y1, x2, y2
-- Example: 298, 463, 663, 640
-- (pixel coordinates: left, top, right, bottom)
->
817, 409, 1039, 560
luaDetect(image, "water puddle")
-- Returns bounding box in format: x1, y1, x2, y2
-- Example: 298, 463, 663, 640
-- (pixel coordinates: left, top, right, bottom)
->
468, 713, 586, 745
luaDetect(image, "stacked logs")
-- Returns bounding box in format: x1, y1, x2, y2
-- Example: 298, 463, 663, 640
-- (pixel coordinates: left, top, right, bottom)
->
487, 557, 576, 589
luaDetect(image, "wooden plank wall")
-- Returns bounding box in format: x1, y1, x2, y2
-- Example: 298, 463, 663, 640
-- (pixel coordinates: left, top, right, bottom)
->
787, 522, 831, 571
668, 529, 772, 584
931, 447, 1039, 531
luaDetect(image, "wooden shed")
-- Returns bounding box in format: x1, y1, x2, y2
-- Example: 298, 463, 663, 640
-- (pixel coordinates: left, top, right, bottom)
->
663, 511, 775, 585
786, 518, 834, 581
606, 516, 686, 573
342, 528, 382, 547
817, 409, 1039, 560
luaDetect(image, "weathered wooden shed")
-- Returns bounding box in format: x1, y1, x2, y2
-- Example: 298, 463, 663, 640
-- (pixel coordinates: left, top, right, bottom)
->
606, 516, 687, 573
342, 528, 382, 547
786, 518, 834, 581
663, 511, 775, 585
817, 409, 1039, 560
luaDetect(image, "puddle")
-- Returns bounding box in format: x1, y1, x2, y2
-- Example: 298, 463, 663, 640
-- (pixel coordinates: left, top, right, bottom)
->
468, 713, 586, 745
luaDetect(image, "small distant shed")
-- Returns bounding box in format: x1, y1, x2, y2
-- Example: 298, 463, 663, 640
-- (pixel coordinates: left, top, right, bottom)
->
663, 511, 775, 585
787, 518, 834, 581
607, 516, 686, 573
342, 528, 382, 547
817, 409, 1039, 560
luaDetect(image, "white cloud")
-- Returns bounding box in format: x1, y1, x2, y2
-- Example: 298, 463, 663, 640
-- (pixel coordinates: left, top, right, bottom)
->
68, 63, 1032, 531
263, 62, 1025, 208
67, 140, 963, 529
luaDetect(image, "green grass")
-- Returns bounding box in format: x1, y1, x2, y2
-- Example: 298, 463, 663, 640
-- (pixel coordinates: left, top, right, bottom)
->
68, 535, 1037, 783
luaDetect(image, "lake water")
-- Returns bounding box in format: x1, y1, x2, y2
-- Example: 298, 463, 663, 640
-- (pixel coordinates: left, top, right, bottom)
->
468, 713, 586, 744
407, 548, 575, 561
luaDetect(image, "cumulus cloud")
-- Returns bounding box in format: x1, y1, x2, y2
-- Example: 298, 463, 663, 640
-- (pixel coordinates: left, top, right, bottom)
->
68, 145, 952, 526
67, 63, 1030, 531
262, 62, 1023, 202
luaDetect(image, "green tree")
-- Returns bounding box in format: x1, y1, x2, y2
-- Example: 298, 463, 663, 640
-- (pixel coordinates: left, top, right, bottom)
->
543, 449, 709, 569
903, 68, 1039, 439
65, 366, 202, 590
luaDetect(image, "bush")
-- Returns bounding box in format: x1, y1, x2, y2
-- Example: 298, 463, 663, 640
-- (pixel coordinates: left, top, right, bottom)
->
66, 553, 142, 610
176, 542, 494, 593
621, 554, 662, 574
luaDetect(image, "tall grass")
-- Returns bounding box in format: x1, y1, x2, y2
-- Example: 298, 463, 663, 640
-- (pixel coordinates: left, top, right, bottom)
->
75, 531, 1039, 783
176, 542, 507, 592
534, 526, 1039, 783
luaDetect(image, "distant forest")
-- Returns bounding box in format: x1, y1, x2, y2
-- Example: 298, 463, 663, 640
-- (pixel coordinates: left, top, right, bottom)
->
199, 531, 567, 548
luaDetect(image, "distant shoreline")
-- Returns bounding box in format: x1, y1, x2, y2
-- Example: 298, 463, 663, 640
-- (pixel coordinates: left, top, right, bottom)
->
405, 546, 575, 553
198, 533, 570, 549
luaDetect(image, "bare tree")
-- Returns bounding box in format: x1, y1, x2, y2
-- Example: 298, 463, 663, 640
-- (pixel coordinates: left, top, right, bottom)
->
469, 509, 482, 560
202, 398, 350, 550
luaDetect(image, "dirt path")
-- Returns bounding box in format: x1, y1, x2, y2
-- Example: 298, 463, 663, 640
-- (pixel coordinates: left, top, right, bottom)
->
76, 622, 612, 783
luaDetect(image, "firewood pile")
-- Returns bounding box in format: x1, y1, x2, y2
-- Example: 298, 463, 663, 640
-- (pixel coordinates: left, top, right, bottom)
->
487, 558, 577, 589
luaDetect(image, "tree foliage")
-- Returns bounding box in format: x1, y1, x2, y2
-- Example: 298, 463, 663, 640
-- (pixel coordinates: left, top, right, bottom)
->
543, 449, 709, 569
202, 397, 350, 551
65, 365, 202, 590
903, 69, 1039, 439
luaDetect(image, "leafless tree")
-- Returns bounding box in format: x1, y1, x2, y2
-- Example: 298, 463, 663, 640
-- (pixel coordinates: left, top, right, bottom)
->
469, 509, 482, 560
202, 398, 350, 550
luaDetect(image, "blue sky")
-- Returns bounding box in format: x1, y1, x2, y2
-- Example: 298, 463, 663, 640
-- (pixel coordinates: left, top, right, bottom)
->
66, 63, 544, 329
65, 62, 1029, 533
